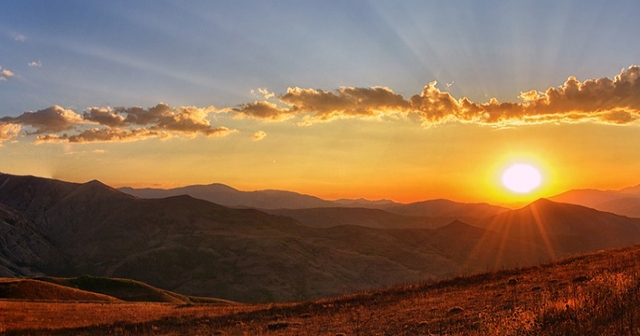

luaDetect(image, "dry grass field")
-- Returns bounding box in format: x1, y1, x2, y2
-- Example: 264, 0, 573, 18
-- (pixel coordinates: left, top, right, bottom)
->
3, 244, 640, 335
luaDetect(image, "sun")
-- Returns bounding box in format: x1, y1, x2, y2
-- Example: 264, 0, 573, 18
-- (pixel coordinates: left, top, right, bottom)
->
501, 163, 542, 193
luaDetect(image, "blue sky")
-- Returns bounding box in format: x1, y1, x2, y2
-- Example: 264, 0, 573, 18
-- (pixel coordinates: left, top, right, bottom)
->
2, 0, 638, 114
1, 1, 640, 204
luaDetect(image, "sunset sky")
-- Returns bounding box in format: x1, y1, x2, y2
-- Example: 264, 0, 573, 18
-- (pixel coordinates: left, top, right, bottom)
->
1, 1, 640, 206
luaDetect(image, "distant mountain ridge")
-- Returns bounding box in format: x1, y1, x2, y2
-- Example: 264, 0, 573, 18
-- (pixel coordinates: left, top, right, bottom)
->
550, 184, 640, 217
119, 183, 336, 209
119, 183, 510, 220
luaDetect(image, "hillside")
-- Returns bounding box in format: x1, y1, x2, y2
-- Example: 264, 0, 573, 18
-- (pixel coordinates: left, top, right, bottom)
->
37, 276, 191, 303
4, 244, 640, 335
266, 207, 450, 229
477, 198, 640, 256
381, 198, 509, 218
4, 173, 640, 304
0, 204, 70, 277
0, 275, 233, 304
0, 278, 120, 302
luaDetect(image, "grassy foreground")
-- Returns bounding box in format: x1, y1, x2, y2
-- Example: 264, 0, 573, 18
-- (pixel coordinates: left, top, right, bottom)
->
3, 244, 640, 335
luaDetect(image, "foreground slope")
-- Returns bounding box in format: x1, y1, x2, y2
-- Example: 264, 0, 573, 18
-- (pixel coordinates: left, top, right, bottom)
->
0, 278, 120, 302
0, 275, 234, 304
4, 244, 640, 335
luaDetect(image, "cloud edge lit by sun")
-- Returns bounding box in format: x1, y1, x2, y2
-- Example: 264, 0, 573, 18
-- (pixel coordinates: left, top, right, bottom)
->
1, 66, 639, 144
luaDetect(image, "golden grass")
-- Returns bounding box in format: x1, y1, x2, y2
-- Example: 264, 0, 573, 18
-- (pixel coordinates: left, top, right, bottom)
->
0, 301, 259, 333
4, 244, 640, 335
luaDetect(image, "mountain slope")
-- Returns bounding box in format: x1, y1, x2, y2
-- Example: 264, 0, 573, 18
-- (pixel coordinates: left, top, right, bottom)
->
266, 207, 448, 229
478, 198, 640, 256
381, 198, 509, 218
0, 204, 70, 277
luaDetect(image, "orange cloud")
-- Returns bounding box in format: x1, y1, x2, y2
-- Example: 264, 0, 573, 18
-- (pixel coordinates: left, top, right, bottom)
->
0, 66, 16, 81
0, 123, 20, 143
282, 86, 410, 125
251, 130, 267, 141
36, 128, 162, 143
229, 66, 640, 127
0, 105, 84, 134
83, 107, 127, 127
6, 66, 640, 145
233, 101, 294, 121
6, 104, 235, 144
36, 126, 235, 143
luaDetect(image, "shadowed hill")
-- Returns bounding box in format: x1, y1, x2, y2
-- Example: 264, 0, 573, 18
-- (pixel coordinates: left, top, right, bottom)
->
266, 207, 450, 229
380, 198, 509, 218
38, 276, 187, 303
478, 198, 640, 256
0, 278, 120, 302
0, 204, 70, 277
36, 275, 234, 304
435, 219, 488, 239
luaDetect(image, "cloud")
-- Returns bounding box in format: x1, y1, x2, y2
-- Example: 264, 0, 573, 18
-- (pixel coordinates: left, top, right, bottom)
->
251, 88, 275, 100
251, 130, 267, 141
258, 88, 275, 99
8, 66, 640, 145
37, 128, 163, 143
83, 107, 127, 128
283, 86, 410, 125
470, 66, 640, 126
28, 61, 42, 67
234, 86, 410, 125
229, 65, 640, 127
0, 123, 21, 143
12, 33, 26, 42
0, 66, 15, 81
26, 103, 236, 143
112, 103, 227, 136
0, 106, 84, 134
233, 101, 294, 121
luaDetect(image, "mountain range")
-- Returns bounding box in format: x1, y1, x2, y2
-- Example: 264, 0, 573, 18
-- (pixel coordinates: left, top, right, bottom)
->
119, 183, 510, 229
3, 172, 640, 303
550, 184, 640, 217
